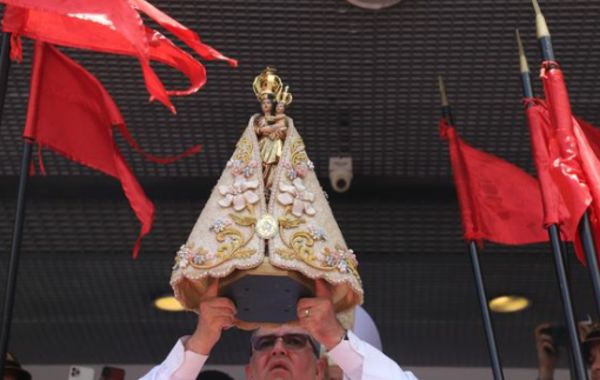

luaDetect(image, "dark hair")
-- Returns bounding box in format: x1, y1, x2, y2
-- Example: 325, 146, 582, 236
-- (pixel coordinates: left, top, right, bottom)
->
583, 338, 600, 367
196, 369, 234, 380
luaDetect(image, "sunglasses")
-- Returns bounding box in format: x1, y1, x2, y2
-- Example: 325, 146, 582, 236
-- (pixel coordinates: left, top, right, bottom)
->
251, 333, 320, 357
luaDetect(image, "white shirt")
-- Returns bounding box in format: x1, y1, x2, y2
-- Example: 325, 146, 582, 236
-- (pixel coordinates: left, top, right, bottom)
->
140, 330, 417, 380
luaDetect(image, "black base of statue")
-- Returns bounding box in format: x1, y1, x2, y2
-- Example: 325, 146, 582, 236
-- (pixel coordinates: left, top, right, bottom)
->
220, 273, 314, 324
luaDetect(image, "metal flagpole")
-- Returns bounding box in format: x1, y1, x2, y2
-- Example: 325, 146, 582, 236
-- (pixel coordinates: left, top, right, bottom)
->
0, 32, 34, 379
531, 0, 600, 319
533, 0, 600, 319
579, 211, 600, 317
438, 76, 505, 380
518, 20, 588, 379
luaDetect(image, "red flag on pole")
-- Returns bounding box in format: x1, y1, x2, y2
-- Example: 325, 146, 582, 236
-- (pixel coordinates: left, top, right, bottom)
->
440, 119, 548, 245
24, 41, 155, 258
2, 0, 237, 112
525, 101, 590, 233
572, 117, 600, 262
540, 62, 600, 263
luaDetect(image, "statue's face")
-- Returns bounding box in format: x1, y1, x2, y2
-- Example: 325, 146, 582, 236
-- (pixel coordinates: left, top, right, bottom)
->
261, 98, 273, 114
276, 102, 285, 114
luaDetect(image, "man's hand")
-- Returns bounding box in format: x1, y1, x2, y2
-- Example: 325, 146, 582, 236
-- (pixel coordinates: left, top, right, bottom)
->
535, 323, 559, 380
297, 279, 346, 351
186, 280, 237, 355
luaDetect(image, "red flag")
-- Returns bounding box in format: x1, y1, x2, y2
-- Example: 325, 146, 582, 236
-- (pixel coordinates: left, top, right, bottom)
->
572, 117, 600, 262
578, 118, 600, 160
24, 41, 155, 258
131, 0, 237, 65
525, 100, 590, 240
440, 119, 548, 245
540, 62, 600, 263
2, 0, 237, 112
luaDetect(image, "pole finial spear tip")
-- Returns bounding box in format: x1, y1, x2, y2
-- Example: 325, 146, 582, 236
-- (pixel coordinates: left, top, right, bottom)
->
438, 75, 449, 107
532, 0, 551, 39
516, 29, 530, 73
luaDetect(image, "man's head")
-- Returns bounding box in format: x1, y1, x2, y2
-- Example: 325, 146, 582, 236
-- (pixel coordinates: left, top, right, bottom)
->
589, 341, 600, 380
245, 325, 326, 380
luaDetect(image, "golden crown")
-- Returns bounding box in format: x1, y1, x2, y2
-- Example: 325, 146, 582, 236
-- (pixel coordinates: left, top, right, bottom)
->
276, 85, 293, 106
253, 67, 283, 101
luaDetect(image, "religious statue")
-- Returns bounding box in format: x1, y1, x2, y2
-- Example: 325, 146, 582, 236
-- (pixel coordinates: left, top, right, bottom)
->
252, 68, 293, 200
170, 67, 362, 329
